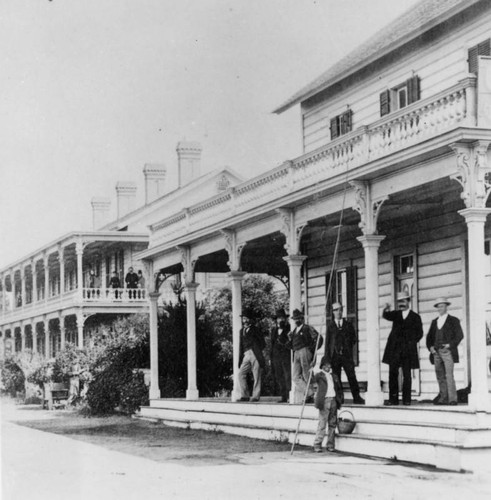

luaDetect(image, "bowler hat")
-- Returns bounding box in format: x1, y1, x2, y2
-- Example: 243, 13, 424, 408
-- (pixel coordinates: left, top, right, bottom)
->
397, 293, 411, 302
332, 302, 343, 311
291, 309, 304, 320
434, 297, 451, 308
274, 308, 289, 318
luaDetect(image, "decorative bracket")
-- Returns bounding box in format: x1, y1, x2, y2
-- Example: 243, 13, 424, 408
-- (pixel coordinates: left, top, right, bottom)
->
450, 141, 491, 208
221, 229, 246, 272
277, 208, 308, 255
177, 245, 197, 283
350, 180, 388, 235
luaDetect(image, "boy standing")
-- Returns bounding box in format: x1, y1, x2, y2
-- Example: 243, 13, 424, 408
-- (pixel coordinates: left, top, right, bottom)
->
312, 355, 344, 452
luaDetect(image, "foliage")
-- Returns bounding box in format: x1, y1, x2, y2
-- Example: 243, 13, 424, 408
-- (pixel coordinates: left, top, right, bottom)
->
0, 357, 25, 397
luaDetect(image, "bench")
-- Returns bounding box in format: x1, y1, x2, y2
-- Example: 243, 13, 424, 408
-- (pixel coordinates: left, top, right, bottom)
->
43, 383, 69, 410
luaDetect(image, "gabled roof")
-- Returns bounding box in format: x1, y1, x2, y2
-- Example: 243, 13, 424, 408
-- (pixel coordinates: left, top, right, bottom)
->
273, 0, 483, 114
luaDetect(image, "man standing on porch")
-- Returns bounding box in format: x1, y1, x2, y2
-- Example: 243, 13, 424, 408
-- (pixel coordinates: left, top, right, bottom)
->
288, 309, 323, 404
238, 310, 265, 402
270, 308, 291, 403
382, 294, 423, 406
426, 298, 464, 406
325, 302, 365, 405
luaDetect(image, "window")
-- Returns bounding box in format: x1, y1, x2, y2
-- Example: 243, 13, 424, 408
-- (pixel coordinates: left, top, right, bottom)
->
330, 109, 353, 140
380, 75, 420, 116
468, 38, 491, 75
394, 252, 416, 304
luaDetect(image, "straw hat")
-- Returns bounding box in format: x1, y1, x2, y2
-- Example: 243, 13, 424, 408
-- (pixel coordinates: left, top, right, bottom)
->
434, 297, 451, 308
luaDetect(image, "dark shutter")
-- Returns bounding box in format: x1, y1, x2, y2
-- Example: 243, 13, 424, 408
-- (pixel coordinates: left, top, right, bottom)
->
345, 266, 359, 365
407, 75, 420, 105
380, 90, 390, 116
341, 109, 353, 134
325, 270, 336, 317
468, 38, 491, 74
330, 117, 339, 140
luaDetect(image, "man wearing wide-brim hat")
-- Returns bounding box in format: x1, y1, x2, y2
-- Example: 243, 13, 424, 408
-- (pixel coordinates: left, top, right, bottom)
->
238, 309, 266, 402
426, 298, 464, 405
382, 293, 423, 406
270, 308, 291, 403
287, 308, 323, 404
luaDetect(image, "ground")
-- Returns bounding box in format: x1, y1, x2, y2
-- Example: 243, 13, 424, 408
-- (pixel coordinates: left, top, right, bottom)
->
2, 399, 491, 500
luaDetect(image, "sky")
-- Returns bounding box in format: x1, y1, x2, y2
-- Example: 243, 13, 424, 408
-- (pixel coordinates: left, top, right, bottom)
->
0, 0, 420, 268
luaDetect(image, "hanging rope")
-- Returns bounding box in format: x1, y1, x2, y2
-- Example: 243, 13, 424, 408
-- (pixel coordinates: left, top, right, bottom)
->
290, 180, 349, 455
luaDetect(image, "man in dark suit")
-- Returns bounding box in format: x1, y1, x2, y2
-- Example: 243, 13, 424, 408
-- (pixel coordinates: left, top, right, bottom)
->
426, 298, 464, 405
325, 302, 364, 404
270, 308, 291, 403
382, 294, 423, 405
238, 310, 266, 402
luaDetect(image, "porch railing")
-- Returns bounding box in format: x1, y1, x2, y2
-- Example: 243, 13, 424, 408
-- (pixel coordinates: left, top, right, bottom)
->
150, 77, 476, 248
82, 288, 147, 302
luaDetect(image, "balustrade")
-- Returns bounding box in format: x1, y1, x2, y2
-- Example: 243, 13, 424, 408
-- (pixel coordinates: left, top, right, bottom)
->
82, 288, 147, 302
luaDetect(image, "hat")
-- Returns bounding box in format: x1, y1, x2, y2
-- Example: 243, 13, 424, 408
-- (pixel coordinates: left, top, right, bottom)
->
274, 308, 289, 318
434, 297, 451, 308
332, 302, 343, 311
397, 293, 411, 302
291, 309, 304, 320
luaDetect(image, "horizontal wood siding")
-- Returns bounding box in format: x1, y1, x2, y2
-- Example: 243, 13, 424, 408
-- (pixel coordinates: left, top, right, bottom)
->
302, 12, 491, 153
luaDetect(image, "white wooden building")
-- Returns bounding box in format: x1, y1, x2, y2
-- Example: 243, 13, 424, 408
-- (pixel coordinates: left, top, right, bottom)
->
137, 0, 491, 470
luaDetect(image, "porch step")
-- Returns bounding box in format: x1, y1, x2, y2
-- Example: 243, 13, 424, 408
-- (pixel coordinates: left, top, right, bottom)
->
137, 399, 491, 472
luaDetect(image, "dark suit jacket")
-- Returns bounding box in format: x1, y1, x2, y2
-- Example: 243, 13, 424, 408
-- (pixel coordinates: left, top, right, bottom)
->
382, 309, 423, 368
270, 323, 291, 358
287, 323, 324, 353
325, 319, 357, 360
426, 314, 464, 363
313, 371, 344, 410
239, 326, 266, 368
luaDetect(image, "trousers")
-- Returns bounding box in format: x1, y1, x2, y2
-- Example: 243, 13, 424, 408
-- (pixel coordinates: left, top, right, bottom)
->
239, 349, 262, 400
331, 352, 360, 398
313, 397, 338, 448
292, 347, 313, 403
434, 347, 457, 403
388, 355, 412, 403
272, 352, 291, 401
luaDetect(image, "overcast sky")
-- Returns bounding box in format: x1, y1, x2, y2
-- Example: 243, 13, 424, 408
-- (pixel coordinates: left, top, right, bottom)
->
0, 0, 420, 268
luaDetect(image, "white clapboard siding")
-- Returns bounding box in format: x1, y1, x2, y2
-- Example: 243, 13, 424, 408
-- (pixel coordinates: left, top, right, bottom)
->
302, 11, 491, 152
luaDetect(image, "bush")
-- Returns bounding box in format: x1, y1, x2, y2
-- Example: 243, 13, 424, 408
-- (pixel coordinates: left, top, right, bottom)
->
0, 357, 25, 397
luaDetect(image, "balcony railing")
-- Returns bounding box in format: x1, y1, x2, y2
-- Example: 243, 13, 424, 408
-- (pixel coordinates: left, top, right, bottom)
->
82, 288, 147, 302
150, 77, 476, 247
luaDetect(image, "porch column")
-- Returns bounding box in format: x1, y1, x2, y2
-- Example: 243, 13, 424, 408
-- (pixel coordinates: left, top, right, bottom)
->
1, 274, 6, 315
59, 314, 66, 351
284, 255, 307, 403
76, 241, 84, 300
358, 235, 386, 406
58, 246, 65, 296
76, 312, 84, 348
20, 323, 25, 352
20, 266, 26, 306
149, 291, 161, 399
44, 253, 49, 302
31, 260, 37, 303
460, 208, 491, 411
32, 323, 38, 353
229, 271, 246, 401
184, 282, 199, 400
44, 318, 49, 357
101, 252, 107, 295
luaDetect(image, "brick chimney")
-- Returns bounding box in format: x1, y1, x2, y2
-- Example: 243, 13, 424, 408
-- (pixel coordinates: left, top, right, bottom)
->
115, 182, 137, 219
176, 141, 202, 187
143, 163, 166, 204
91, 197, 111, 230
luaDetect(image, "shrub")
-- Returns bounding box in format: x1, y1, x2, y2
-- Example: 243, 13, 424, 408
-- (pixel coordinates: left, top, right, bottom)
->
0, 357, 25, 397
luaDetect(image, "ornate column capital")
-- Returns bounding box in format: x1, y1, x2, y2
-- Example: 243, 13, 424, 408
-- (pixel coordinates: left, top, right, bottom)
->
221, 229, 246, 272
177, 245, 197, 283
458, 207, 491, 223
283, 255, 307, 268
350, 180, 388, 236
277, 208, 308, 256
183, 282, 200, 293
451, 140, 491, 209
228, 270, 246, 281
356, 234, 386, 249
148, 291, 161, 302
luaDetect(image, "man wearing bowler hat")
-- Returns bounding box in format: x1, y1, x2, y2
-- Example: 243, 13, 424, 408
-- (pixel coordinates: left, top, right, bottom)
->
270, 308, 292, 403
238, 310, 266, 402
288, 309, 323, 404
325, 302, 365, 404
382, 293, 423, 405
426, 298, 464, 405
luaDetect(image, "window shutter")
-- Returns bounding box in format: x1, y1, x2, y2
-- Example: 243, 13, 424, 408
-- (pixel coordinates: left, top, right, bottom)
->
345, 266, 359, 365
468, 38, 491, 74
380, 90, 390, 116
342, 109, 353, 134
330, 117, 339, 140
407, 75, 420, 105
325, 270, 336, 316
